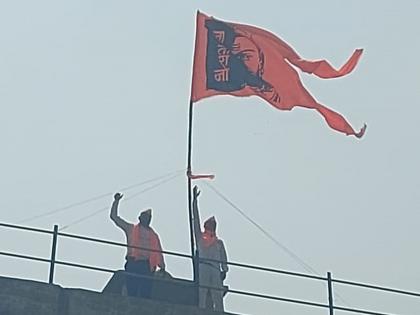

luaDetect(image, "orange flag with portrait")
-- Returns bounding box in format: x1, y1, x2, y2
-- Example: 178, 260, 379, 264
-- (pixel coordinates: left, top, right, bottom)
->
191, 12, 366, 138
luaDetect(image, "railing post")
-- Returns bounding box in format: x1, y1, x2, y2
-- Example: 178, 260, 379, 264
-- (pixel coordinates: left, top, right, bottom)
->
48, 225, 58, 284
327, 271, 334, 315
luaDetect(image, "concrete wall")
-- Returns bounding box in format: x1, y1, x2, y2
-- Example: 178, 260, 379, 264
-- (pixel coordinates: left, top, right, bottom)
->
0, 276, 230, 315
0, 276, 61, 315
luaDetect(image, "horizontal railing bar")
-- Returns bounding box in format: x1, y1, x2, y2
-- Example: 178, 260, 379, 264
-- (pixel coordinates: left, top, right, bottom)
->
57, 231, 191, 259
55, 230, 420, 297
228, 288, 329, 309
54, 260, 415, 315
0, 251, 51, 264
225, 260, 326, 281
0, 252, 206, 294
2, 221, 420, 307
333, 278, 420, 298
0, 249, 413, 315
0, 222, 53, 235
334, 305, 398, 315
1, 221, 324, 282
58, 230, 324, 282
58, 230, 325, 281
55, 260, 115, 274
54, 258, 328, 310
56, 260, 201, 286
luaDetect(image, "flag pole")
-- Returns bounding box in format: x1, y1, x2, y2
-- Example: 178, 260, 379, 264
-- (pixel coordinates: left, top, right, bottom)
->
188, 10, 201, 290
187, 99, 197, 283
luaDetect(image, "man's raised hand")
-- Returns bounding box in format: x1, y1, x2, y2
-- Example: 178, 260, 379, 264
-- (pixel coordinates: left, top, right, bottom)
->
114, 193, 124, 201
193, 186, 201, 200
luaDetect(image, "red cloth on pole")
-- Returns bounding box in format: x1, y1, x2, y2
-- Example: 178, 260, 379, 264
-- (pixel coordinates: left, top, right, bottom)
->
191, 12, 366, 138
187, 170, 215, 180
189, 174, 215, 180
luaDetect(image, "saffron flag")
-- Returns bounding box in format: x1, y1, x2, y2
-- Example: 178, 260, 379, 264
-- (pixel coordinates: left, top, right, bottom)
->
191, 12, 366, 138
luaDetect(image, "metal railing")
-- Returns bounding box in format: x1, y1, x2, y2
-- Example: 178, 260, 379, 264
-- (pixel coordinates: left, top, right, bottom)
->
0, 222, 419, 315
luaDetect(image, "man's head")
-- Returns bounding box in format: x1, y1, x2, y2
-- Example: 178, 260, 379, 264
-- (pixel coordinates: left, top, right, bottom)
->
204, 216, 217, 233
138, 209, 152, 227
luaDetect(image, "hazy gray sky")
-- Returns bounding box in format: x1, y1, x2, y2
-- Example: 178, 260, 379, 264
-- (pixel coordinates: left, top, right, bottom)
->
1, 1, 419, 314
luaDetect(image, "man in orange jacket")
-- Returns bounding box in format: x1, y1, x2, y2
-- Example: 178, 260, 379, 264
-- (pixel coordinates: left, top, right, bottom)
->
110, 193, 165, 298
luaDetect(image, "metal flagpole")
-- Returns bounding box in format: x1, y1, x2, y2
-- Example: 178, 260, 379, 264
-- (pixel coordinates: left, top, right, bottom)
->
186, 99, 197, 283
188, 11, 201, 297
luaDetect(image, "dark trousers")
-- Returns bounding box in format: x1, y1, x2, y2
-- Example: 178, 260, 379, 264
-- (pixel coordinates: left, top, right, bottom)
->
124, 259, 153, 298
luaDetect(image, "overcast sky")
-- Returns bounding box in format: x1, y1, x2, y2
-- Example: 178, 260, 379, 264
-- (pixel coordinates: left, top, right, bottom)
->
1, 1, 419, 314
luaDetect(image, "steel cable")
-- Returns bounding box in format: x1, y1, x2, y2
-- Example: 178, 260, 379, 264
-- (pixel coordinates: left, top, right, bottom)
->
17, 169, 185, 224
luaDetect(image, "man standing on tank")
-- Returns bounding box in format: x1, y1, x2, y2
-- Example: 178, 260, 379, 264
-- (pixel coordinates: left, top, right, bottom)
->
110, 193, 165, 298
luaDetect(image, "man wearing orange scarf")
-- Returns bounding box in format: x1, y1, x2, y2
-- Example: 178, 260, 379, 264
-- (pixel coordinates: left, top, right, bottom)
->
192, 186, 229, 312
110, 193, 165, 298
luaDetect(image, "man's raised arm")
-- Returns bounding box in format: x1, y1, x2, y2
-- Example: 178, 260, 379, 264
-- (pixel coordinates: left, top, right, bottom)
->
192, 186, 202, 243
110, 193, 130, 232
